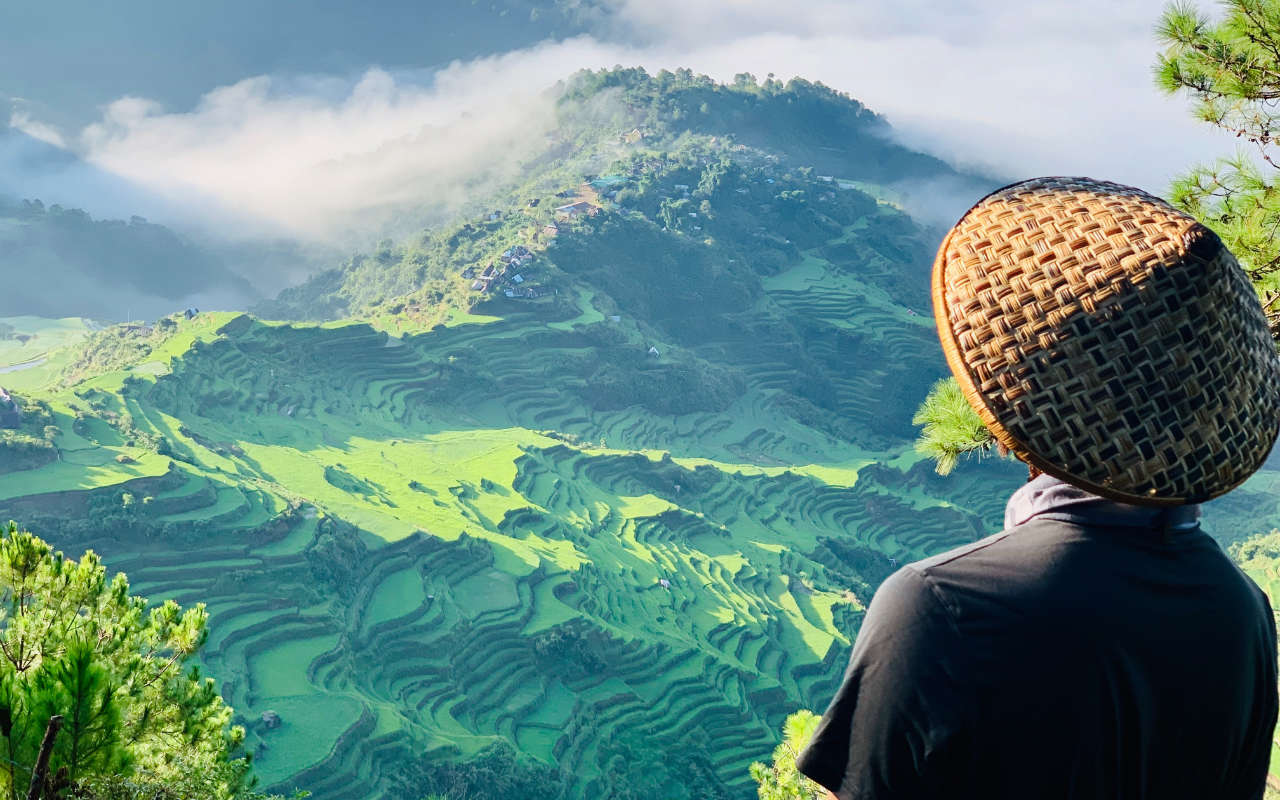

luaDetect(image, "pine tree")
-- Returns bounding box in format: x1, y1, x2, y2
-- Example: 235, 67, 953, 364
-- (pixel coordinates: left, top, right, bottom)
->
1156, 0, 1280, 337
748, 710, 826, 800
31, 640, 127, 782
0, 522, 262, 799
911, 378, 996, 476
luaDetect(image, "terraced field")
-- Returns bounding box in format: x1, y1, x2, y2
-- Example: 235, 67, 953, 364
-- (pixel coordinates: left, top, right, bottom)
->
5, 225, 1280, 798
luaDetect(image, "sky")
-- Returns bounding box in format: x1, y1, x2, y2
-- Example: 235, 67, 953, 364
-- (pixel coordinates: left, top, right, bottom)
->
0, 0, 1236, 242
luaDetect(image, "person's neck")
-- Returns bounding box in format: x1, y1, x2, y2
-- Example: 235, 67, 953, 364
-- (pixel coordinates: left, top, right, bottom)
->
1004, 473, 1201, 532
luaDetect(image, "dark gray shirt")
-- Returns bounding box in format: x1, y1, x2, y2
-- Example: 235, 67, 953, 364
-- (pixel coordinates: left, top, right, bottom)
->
797, 480, 1277, 799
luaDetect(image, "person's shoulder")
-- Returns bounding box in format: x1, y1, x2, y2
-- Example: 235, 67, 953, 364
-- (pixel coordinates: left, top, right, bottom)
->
906, 527, 1020, 573
866, 561, 968, 632
1225, 556, 1277, 618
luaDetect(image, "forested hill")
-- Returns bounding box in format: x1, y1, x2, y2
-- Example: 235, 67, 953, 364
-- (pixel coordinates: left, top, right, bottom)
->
6, 69, 1279, 800
0, 197, 258, 319
267, 68, 987, 322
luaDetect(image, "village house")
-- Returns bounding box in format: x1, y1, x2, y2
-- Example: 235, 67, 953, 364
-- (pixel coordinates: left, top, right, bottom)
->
541, 222, 559, 238
555, 201, 596, 220
0, 388, 20, 429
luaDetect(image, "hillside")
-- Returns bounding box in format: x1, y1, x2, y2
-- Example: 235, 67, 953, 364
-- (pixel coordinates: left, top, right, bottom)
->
5, 70, 1280, 799
0, 197, 258, 320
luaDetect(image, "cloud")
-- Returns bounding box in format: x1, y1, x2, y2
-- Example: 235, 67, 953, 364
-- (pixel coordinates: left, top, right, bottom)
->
6, 0, 1239, 247
31, 38, 624, 241
603, 0, 1235, 195
10, 110, 66, 148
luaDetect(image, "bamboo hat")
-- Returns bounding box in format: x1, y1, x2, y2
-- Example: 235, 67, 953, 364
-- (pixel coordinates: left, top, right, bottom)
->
933, 176, 1280, 506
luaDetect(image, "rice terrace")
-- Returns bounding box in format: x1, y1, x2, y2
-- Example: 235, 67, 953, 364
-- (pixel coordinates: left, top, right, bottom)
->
2, 27, 1280, 800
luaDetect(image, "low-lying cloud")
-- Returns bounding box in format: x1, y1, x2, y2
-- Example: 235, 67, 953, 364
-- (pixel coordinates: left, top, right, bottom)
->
13, 41, 630, 241
5, 0, 1239, 248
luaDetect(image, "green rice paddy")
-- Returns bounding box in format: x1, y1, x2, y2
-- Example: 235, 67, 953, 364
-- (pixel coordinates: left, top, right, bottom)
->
5, 227, 1280, 798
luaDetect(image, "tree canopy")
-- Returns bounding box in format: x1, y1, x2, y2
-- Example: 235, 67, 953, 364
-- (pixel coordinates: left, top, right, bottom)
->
0, 522, 288, 800
1157, 0, 1280, 336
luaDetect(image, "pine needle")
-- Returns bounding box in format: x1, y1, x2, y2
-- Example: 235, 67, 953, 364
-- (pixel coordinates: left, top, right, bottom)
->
911, 378, 996, 475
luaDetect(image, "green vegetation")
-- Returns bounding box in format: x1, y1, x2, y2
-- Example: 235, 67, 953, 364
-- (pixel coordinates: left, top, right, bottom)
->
0, 393, 58, 475
1157, 0, 1280, 336
0, 522, 296, 800
911, 378, 998, 476
749, 710, 824, 800
267, 67, 970, 326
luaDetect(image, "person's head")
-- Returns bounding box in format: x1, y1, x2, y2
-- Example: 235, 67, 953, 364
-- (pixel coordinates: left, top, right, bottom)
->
932, 177, 1280, 505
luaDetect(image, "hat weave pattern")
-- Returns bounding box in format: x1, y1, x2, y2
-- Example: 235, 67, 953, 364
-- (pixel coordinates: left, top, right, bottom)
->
934, 177, 1280, 505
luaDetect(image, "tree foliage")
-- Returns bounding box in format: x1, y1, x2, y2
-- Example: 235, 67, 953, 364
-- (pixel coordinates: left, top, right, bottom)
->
0, 522, 268, 799
748, 710, 826, 800
1156, 0, 1280, 335
911, 378, 997, 476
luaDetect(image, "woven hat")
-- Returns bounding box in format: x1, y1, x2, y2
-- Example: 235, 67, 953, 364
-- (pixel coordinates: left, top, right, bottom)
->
933, 176, 1280, 506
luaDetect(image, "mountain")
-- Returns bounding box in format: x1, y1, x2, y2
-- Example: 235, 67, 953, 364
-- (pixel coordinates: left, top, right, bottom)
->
0, 196, 259, 320
4, 69, 1279, 799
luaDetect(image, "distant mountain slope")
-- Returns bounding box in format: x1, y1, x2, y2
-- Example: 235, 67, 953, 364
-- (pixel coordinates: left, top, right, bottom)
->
0, 197, 258, 320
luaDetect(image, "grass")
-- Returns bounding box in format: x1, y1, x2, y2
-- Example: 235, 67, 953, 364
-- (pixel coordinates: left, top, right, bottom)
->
252, 694, 366, 786
547, 288, 603, 331
251, 634, 341, 697
365, 568, 426, 626
0, 316, 94, 368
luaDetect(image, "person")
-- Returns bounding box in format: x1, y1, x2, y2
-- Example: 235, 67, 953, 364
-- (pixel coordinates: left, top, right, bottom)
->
797, 177, 1280, 799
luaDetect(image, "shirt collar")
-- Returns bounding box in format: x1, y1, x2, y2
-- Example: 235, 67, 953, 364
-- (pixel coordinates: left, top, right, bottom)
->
1004, 473, 1201, 532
